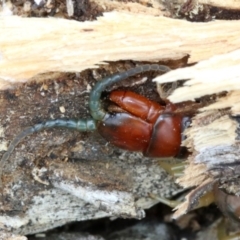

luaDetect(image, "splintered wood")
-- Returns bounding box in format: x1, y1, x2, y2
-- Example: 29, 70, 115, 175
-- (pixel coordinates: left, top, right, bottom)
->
155, 50, 240, 217
154, 49, 240, 105
1, 12, 240, 88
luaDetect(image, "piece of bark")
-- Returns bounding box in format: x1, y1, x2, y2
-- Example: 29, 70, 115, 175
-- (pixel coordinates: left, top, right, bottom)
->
1, 12, 240, 88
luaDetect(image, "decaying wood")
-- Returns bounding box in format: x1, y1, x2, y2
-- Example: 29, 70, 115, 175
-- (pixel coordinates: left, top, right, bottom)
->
155, 50, 240, 217
1, 12, 240, 88
154, 49, 240, 106
0, 71, 183, 236
1, 0, 240, 237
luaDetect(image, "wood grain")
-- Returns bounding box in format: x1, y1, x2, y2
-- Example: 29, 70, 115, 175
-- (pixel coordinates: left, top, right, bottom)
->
1, 12, 240, 88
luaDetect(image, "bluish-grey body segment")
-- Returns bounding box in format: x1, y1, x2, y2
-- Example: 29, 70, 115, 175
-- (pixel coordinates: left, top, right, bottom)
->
0, 64, 171, 187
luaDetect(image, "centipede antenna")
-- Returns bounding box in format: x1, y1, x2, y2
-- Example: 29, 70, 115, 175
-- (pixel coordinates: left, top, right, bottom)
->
89, 64, 171, 121
0, 119, 97, 187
